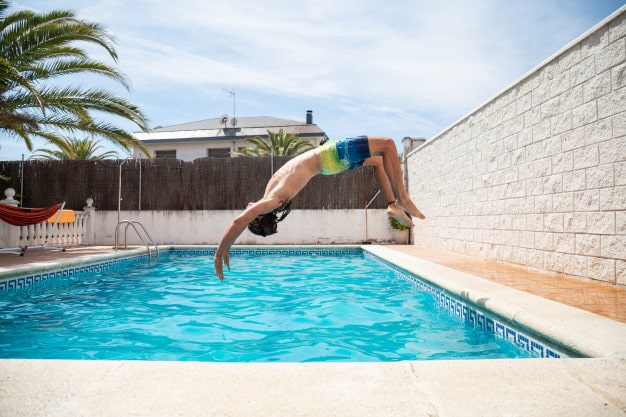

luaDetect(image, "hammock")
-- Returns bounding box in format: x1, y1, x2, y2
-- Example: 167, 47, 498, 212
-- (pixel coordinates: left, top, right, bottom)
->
0, 203, 64, 226
0, 202, 66, 255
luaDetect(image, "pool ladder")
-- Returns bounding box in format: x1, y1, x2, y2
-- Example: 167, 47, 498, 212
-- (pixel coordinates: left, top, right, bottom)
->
114, 220, 160, 262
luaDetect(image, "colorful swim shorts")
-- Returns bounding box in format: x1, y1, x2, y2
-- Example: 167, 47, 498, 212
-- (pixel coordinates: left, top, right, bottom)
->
319, 136, 371, 175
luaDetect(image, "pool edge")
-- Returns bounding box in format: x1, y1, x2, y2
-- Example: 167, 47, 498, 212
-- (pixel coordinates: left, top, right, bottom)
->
0, 246, 148, 280
3, 243, 623, 359
363, 245, 626, 359
1, 245, 625, 416
0, 357, 624, 417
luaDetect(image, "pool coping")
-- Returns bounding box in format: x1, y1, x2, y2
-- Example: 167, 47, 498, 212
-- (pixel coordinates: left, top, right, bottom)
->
1, 244, 625, 416
2, 244, 625, 359
0, 247, 148, 282
363, 245, 626, 359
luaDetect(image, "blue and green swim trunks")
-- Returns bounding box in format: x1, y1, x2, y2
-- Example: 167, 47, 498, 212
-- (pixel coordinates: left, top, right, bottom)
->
319, 136, 371, 175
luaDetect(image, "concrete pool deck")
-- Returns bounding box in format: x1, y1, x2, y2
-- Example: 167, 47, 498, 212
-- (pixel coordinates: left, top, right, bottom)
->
1, 245, 625, 416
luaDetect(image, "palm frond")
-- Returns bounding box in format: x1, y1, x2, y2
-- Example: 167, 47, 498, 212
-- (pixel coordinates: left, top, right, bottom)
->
0, 1, 150, 158
31, 136, 120, 160
234, 129, 315, 157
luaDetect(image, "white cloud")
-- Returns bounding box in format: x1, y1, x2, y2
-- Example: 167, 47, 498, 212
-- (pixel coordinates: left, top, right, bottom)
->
104, 1, 504, 112
3, 0, 624, 160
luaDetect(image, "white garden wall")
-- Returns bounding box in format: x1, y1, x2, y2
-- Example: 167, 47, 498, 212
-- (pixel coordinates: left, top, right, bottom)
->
407, 7, 626, 286
93, 209, 405, 246
0, 204, 405, 254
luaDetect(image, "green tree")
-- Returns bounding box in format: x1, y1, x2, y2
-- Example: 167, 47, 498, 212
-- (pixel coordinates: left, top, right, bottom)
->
0, 0, 150, 157
30, 137, 119, 160
235, 129, 315, 157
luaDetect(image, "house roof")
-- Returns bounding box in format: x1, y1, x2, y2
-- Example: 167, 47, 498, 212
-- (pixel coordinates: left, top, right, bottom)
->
133, 115, 326, 143
148, 116, 312, 132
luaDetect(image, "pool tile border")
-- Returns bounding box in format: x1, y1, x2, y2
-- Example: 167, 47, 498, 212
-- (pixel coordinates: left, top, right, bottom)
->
0, 254, 148, 291
174, 248, 362, 257
0, 247, 358, 291
364, 252, 572, 359
0, 246, 570, 359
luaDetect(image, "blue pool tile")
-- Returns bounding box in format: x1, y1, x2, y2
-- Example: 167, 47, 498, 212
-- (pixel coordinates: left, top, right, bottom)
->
0, 247, 573, 359
365, 251, 573, 359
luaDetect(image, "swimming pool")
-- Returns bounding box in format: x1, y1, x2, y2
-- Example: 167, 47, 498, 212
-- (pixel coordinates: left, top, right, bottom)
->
0, 247, 572, 361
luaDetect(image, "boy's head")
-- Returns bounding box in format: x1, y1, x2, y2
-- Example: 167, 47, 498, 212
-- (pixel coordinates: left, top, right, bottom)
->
247, 213, 278, 236
247, 201, 292, 237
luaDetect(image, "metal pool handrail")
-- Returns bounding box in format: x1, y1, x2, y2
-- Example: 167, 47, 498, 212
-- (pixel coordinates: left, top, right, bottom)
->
114, 220, 159, 262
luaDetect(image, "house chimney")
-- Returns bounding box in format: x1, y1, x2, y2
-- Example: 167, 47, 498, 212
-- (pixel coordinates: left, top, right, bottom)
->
306, 110, 313, 124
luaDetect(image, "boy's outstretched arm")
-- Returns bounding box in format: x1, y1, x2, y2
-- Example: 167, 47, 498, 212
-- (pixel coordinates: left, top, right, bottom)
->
214, 198, 281, 280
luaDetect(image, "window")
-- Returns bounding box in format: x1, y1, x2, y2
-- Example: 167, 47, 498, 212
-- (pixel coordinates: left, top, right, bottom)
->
207, 148, 231, 158
155, 150, 177, 159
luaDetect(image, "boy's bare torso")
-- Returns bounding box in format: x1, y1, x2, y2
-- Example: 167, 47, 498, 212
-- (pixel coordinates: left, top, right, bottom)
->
262, 149, 323, 205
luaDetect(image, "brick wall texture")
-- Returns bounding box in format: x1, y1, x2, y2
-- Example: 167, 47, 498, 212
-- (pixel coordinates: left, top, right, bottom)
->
408, 7, 626, 286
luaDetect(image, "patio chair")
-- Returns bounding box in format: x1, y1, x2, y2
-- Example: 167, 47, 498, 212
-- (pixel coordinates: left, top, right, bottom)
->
0, 202, 65, 255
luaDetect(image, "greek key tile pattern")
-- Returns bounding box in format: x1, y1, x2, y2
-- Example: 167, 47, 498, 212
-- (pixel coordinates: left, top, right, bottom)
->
1, 247, 573, 358
0, 254, 147, 291
365, 252, 574, 359
0, 248, 361, 291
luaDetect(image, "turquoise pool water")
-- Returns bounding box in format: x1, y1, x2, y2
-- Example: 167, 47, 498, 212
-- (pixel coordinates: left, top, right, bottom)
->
0, 249, 540, 361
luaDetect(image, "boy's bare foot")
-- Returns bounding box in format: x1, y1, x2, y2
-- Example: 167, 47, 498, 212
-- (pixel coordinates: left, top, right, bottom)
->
387, 203, 415, 227
397, 199, 425, 219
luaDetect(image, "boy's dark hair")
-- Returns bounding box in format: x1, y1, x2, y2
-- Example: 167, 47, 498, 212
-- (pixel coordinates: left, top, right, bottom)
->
247, 201, 292, 237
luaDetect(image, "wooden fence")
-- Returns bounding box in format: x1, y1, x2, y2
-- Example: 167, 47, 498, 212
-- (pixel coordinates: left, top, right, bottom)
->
0, 157, 388, 211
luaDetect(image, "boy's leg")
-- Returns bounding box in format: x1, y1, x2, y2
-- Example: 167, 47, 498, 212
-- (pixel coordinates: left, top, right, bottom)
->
363, 156, 414, 227
366, 136, 425, 219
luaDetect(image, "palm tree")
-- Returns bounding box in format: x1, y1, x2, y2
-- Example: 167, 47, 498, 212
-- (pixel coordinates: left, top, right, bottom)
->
0, 0, 150, 157
235, 129, 315, 157
30, 137, 119, 160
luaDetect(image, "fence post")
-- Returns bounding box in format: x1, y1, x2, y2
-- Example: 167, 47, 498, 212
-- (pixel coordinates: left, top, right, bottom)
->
1, 188, 19, 207
83, 197, 96, 245
0, 188, 20, 248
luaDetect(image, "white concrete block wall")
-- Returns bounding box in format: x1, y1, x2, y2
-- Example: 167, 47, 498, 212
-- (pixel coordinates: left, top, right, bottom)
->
408, 7, 626, 286
92, 209, 403, 247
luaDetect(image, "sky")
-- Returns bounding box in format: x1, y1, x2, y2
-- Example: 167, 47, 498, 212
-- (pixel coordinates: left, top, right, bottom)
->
1, 0, 625, 160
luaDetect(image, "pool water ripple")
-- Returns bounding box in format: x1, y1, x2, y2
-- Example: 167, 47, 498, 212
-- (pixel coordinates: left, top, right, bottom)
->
0, 251, 534, 361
